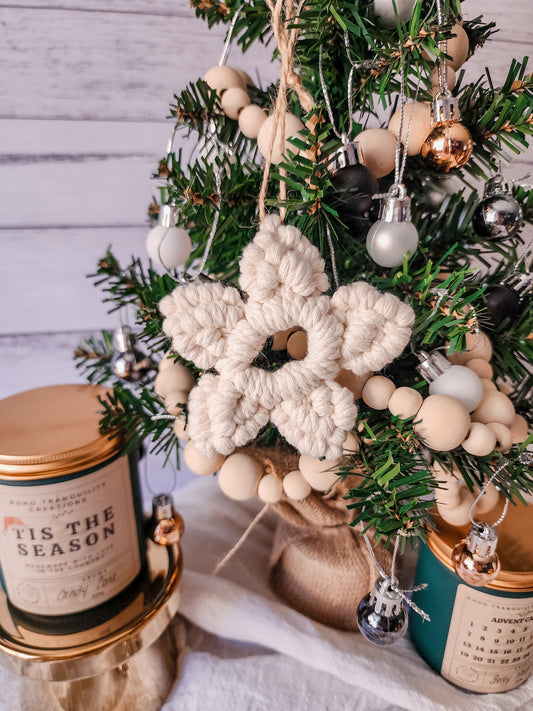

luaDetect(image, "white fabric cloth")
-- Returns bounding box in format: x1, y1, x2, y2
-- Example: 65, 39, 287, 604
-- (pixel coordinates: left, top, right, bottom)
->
169, 476, 532, 711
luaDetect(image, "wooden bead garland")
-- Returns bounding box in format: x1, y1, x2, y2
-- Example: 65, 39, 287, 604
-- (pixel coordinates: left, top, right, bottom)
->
388, 102, 432, 157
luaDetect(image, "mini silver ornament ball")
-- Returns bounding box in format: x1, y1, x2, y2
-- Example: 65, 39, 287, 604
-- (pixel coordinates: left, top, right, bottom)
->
366, 219, 419, 267
357, 577, 408, 646
373, 0, 417, 26
112, 326, 152, 382
472, 194, 523, 240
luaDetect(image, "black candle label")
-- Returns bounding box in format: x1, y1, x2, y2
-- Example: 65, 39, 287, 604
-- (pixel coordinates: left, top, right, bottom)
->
0, 458, 141, 615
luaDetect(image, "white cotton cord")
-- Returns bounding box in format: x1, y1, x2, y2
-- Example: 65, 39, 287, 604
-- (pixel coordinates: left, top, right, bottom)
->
468, 462, 510, 527
218, 8, 242, 66
363, 533, 430, 621
325, 222, 340, 290
213, 505, 269, 574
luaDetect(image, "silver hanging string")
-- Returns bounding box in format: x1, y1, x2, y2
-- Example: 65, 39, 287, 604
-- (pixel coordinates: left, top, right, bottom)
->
512, 172, 533, 191
218, 8, 242, 66
325, 222, 340, 290
468, 462, 510, 527
363, 533, 431, 621
187, 166, 224, 280
318, 43, 355, 141
435, 0, 450, 97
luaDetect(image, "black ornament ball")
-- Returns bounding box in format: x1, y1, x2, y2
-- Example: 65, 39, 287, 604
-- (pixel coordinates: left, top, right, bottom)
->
484, 284, 521, 329
330, 164, 379, 225
472, 194, 523, 239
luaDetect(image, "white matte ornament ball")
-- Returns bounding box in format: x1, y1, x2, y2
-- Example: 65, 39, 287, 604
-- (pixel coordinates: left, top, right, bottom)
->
428, 364, 483, 412
357, 129, 398, 178
283, 470, 311, 500
257, 474, 283, 503
414, 394, 470, 451
388, 387, 423, 419
298, 455, 340, 492
221, 86, 250, 120
154, 363, 195, 398
366, 219, 419, 268
184, 440, 225, 476
204, 66, 245, 95
257, 113, 304, 164
461, 422, 497, 457
373, 0, 417, 26
218, 453, 263, 500
238, 104, 268, 139
388, 102, 432, 156
471, 391, 515, 428
147, 225, 192, 269
362, 376, 396, 410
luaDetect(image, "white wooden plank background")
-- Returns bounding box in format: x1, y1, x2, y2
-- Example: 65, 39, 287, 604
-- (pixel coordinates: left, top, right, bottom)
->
0, 0, 532, 409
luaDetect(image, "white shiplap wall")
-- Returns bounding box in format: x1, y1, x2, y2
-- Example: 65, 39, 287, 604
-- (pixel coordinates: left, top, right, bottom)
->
0, 0, 532, 402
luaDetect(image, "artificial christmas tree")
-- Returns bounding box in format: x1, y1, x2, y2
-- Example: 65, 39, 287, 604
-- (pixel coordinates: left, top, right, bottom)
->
76, 0, 532, 677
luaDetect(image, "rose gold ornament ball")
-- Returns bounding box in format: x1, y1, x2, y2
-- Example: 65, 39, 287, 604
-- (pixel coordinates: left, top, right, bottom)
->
421, 120, 473, 173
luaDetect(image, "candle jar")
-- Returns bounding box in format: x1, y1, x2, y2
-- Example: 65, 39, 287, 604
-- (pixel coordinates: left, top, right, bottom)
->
0, 384, 146, 618
410, 500, 533, 693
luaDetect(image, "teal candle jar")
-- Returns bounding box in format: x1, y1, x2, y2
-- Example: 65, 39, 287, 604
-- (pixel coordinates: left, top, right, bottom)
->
0, 385, 146, 618
410, 502, 533, 693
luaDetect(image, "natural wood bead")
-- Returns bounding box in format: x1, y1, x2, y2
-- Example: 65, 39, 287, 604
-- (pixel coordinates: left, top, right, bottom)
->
471, 391, 515, 428
388, 101, 432, 156
286, 330, 307, 359
172, 415, 189, 441
283, 470, 311, 500
486, 422, 513, 453
257, 112, 304, 164
475, 483, 500, 515
356, 128, 397, 178
221, 86, 250, 120
510, 414, 529, 444
272, 327, 297, 351
257, 474, 283, 503
234, 68, 255, 87
461, 422, 496, 457
238, 104, 268, 139
218, 453, 263, 500
164, 389, 189, 416
388, 386, 423, 419
466, 358, 493, 380
154, 363, 195, 398
204, 65, 245, 96
496, 378, 514, 396
336, 370, 371, 400
436, 488, 473, 527
184, 441, 225, 476
430, 65, 456, 91
480, 378, 497, 391
448, 331, 492, 364
299, 454, 340, 491
342, 431, 360, 454
158, 351, 177, 371
414, 394, 470, 451
446, 24, 470, 70
362, 376, 396, 410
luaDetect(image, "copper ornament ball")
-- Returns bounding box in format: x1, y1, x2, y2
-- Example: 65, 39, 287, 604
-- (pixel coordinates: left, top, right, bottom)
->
421, 120, 473, 173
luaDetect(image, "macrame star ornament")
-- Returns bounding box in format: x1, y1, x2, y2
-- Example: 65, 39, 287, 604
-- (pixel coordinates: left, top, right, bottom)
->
160, 215, 414, 460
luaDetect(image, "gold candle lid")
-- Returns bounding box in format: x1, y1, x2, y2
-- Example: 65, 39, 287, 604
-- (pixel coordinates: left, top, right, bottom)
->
0, 385, 120, 480
427, 498, 533, 592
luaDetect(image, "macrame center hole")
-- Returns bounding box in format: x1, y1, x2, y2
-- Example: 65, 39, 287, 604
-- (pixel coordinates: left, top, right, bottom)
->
251, 328, 308, 372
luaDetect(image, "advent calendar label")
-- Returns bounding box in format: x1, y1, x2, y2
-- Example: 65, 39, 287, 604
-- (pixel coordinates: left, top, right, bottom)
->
441, 584, 533, 692
0, 457, 141, 615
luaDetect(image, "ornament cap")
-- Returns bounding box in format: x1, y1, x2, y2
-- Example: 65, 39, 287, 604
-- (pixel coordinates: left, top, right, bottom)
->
160, 203, 179, 229
503, 271, 532, 299
484, 173, 512, 198
332, 141, 361, 172
114, 325, 135, 353
152, 493, 174, 521
380, 189, 412, 223
466, 521, 498, 558
431, 95, 461, 124
368, 577, 404, 617
416, 349, 450, 381
149, 493, 184, 546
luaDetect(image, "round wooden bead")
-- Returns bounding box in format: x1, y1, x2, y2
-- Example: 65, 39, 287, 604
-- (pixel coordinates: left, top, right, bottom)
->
362, 376, 396, 410
342, 431, 360, 454
272, 327, 297, 351
480, 378, 497, 391
286, 330, 307, 359
436, 488, 473, 527
388, 102, 432, 156
430, 65, 456, 91
356, 128, 398, 178
172, 415, 189, 441
164, 389, 189, 416
510, 414, 529, 444
158, 351, 177, 371
336, 370, 371, 400
447, 24, 470, 71
204, 66, 245, 96
221, 86, 250, 120
257, 113, 304, 164
299, 454, 340, 492
466, 358, 493, 380
234, 68, 254, 87
283, 469, 311, 500
448, 331, 492, 364
257, 474, 283, 503
238, 104, 268, 139
388, 386, 423, 419
414, 394, 470, 451
496, 379, 514, 396
154, 363, 195, 398
183, 440, 225, 476
461, 422, 496, 457
471, 391, 515, 428
218, 453, 263, 500
475, 483, 500, 515
486, 422, 513, 453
